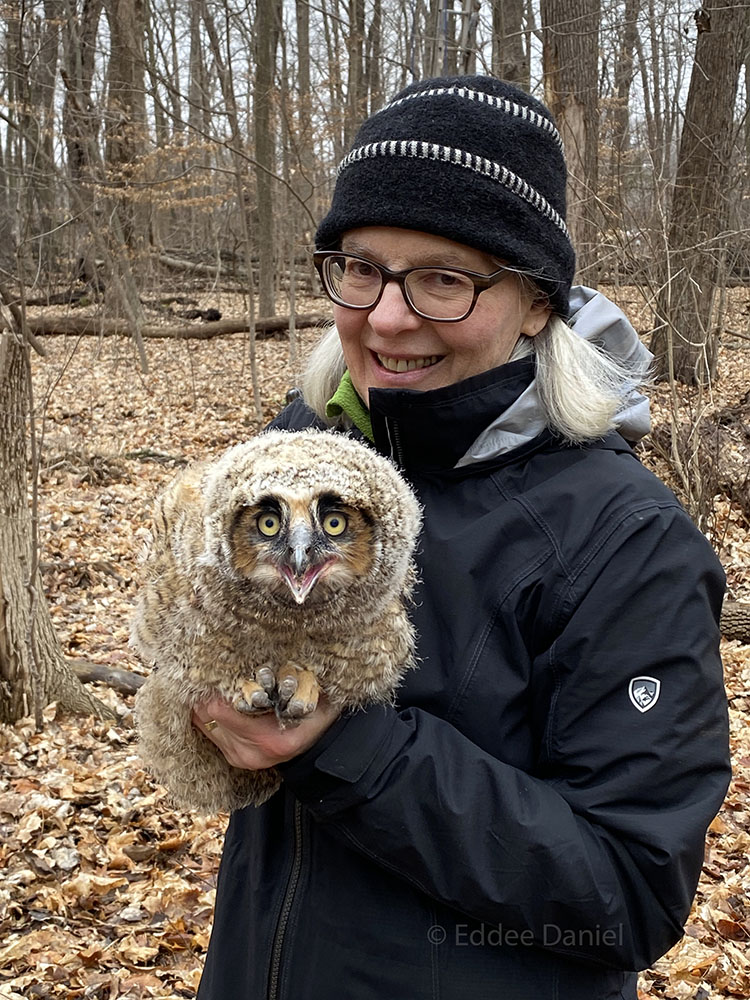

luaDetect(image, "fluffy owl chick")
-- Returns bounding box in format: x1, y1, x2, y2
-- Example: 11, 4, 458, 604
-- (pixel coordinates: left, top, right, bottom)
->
131, 429, 421, 814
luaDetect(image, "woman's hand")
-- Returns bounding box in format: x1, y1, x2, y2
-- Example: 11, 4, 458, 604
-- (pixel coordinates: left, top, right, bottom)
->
192, 696, 340, 770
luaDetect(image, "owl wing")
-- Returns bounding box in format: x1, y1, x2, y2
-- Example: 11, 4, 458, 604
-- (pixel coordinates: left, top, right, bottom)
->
130, 463, 208, 667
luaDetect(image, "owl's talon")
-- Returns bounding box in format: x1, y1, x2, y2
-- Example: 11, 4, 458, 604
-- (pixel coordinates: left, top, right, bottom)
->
278, 676, 298, 700
235, 695, 272, 714
275, 664, 300, 708
279, 668, 319, 719
286, 699, 317, 718
235, 679, 273, 714
257, 667, 275, 692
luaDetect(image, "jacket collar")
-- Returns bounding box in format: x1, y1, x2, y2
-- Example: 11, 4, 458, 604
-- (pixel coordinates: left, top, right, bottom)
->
368, 358, 538, 472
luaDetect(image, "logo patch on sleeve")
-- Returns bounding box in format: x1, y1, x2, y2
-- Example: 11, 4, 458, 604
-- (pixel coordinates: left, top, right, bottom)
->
628, 676, 661, 713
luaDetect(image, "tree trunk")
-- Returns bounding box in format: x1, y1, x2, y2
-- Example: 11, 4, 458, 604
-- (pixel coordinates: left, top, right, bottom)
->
366, 0, 383, 114
344, 0, 367, 149
651, 0, 749, 385
186, 0, 211, 252
103, 0, 149, 253
200, 2, 264, 414
294, 0, 316, 237
426, 0, 444, 76
540, 0, 601, 284
254, 0, 280, 319
720, 601, 750, 644
15, 2, 62, 273
605, 0, 639, 229
60, 0, 104, 287
320, 0, 346, 163
491, 0, 529, 90
0, 306, 111, 724
435, 0, 461, 75
457, 0, 480, 73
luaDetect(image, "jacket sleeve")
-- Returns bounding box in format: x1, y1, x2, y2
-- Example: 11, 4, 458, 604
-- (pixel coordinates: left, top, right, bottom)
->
278, 502, 730, 971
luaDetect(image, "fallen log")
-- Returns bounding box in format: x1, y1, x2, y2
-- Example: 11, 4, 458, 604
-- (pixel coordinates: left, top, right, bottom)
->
25, 311, 328, 340
157, 253, 313, 286
70, 660, 146, 696
158, 253, 231, 277
720, 601, 750, 643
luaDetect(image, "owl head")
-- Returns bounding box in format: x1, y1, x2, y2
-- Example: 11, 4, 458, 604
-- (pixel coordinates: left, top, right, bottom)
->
198, 430, 421, 624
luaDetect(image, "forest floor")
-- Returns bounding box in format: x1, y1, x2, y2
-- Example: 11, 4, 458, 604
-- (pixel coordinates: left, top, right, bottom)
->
1, 284, 749, 999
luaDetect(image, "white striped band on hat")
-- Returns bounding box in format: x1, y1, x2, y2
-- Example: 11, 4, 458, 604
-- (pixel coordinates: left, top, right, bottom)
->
383, 85, 564, 150
336, 139, 572, 242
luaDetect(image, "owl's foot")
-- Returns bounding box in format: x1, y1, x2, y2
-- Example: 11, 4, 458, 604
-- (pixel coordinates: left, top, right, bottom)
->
234, 677, 273, 714
233, 665, 319, 720
277, 665, 320, 719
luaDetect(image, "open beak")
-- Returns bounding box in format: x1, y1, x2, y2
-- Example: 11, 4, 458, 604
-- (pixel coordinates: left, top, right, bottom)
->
279, 523, 325, 604
280, 563, 328, 604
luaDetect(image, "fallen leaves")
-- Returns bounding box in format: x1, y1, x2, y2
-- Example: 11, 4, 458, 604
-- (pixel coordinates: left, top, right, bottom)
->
0, 702, 224, 998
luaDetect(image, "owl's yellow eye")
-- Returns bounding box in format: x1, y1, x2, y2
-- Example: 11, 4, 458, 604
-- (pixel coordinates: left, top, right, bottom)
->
322, 512, 347, 536
257, 512, 281, 537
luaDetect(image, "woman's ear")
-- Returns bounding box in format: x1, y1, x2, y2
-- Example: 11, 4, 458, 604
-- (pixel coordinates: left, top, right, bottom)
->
520, 299, 553, 337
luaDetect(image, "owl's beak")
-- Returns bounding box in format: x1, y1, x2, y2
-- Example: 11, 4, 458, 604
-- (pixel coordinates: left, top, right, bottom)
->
288, 522, 313, 576
279, 522, 325, 604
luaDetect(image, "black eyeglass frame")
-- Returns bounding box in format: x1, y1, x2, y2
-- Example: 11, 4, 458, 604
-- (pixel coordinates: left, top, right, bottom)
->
312, 250, 514, 323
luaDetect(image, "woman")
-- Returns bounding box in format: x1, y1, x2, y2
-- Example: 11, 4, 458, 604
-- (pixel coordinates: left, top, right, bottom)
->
195, 76, 730, 1000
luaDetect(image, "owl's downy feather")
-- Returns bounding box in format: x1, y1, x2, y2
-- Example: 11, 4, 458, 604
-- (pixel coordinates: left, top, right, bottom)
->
131, 429, 421, 813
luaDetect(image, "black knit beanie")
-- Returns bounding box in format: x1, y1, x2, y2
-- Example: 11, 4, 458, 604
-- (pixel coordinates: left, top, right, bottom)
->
316, 75, 575, 316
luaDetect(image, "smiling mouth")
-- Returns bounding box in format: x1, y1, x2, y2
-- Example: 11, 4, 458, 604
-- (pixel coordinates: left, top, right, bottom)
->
376, 353, 442, 373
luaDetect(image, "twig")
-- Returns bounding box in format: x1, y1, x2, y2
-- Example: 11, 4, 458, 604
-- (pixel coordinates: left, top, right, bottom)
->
724, 328, 750, 343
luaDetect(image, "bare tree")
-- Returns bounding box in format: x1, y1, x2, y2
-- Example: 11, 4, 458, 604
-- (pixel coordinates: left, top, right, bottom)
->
103, 0, 149, 251
255, 0, 282, 318
344, 0, 368, 148
651, 0, 750, 385
491, 0, 529, 90
198, 2, 262, 415
430, 0, 478, 74
605, 0, 639, 222
366, 0, 384, 113
21, 3, 62, 270
60, 0, 104, 289
320, 0, 347, 163
0, 292, 110, 724
541, 0, 601, 284
294, 0, 317, 236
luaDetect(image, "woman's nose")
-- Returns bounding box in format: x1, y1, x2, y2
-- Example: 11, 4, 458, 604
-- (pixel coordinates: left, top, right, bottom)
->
367, 280, 422, 337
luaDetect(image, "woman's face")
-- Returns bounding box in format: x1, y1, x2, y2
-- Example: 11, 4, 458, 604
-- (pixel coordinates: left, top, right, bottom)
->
334, 227, 552, 405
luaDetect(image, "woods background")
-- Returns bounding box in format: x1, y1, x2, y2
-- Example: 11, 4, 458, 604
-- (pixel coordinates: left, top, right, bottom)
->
2, 0, 749, 379
1, 3, 750, 998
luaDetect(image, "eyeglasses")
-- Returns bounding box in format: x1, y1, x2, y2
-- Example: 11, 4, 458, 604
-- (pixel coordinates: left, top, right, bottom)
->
313, 250, 513, 322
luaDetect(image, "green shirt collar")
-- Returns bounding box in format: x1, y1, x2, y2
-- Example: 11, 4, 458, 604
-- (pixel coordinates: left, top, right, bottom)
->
325, 371, 373, 441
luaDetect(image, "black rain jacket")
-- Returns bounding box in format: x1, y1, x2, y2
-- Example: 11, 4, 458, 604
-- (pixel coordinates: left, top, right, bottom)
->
198, 358, 730, 1000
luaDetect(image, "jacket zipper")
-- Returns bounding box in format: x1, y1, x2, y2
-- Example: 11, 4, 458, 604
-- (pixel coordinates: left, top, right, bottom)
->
268, 799, 305, 1000
386, 417, 405, 467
